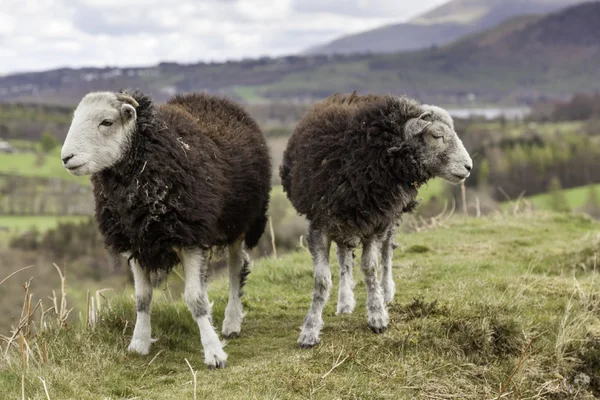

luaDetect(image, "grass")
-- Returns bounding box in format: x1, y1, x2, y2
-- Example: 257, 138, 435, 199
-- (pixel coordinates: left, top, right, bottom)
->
416, 178, 446, 204
0, 149, 90, 185
0, 215, 87, 248
233, 86, 267, 102
1, 211, 600, 398
527, 184, 600, 211
0, 215, 87, 232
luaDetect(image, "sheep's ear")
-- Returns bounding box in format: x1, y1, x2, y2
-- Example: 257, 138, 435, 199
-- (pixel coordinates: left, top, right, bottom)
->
121, 103, 137, 121
405, 116, 432, 136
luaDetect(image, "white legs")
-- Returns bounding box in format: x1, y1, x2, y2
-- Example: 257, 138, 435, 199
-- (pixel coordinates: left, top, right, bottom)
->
361, 239, 388, 333
336, 244, 356, 315
381, 227, 396, 304
298, 227, 332, 348
125, 242, 254, 368
222, 240, 249, 338
300, 226, 398, 347
127, 257, 155, 355
180, 248, 227, 369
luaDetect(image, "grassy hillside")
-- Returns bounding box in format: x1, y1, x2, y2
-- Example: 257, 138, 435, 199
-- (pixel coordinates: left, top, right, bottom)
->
0, 215, 87, 247
307, 0, 586, 56
0, 149, 89, 185
528, 184, 600, 210
2, 212, 600, 399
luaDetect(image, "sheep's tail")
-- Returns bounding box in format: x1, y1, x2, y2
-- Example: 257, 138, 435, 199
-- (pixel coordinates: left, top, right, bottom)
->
244, 201, 269, 249
280, 152, 293, 200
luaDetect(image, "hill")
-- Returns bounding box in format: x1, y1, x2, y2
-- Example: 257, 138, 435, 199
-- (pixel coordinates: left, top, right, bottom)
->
305, 0, 587, 56
260, 1, 600, 104
1, 212, 600, 398
1, 2, 600, 105
528, 183, 600, 211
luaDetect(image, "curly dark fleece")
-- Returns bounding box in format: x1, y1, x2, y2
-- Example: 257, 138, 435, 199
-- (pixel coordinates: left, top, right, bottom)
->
280, 92, 429, 244
92, 91, 271, 272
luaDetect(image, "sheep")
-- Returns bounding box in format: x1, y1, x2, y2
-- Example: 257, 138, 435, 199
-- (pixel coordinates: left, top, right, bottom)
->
280, 92, 472, 348
61, 90, 271, 368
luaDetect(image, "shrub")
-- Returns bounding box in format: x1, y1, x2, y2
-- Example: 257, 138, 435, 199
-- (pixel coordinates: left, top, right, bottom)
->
548, 177, 571, 212
40, 132, 58, 153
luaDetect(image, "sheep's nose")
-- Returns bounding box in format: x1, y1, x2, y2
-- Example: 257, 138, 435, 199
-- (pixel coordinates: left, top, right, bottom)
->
464, 164, 472, 172
62, 154, 75, 165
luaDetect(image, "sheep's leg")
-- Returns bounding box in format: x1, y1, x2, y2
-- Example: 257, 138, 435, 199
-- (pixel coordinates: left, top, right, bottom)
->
127, 257, 155, 355
336, 243, 356, 314
181, 248, 227, 369
222, 240, 249, 338
298, 227, 332, 348
361, 239, 389, 334
380, 226, 396, 304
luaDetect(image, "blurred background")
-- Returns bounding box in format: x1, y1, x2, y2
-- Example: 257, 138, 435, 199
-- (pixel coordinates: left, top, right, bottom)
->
1, 0, 599, 331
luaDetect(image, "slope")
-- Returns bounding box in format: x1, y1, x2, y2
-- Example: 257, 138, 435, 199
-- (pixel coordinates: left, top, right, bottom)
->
306, 0, 586, 55
1, 212, 600, 398
261, 2, 600, 103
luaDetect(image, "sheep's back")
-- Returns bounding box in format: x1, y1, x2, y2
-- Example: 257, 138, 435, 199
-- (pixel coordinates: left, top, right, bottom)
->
164, 93, 272, 247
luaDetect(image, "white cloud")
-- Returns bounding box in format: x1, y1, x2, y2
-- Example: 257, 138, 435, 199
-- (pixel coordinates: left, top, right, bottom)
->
0, 0, 447, 74
292, 0, 447, 19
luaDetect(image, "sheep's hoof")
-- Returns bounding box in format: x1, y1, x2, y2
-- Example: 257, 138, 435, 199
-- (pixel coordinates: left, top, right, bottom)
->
204, 351, 227, 369
223, 332, 240, 339
127, 337, 153, 355
298, 331, 320, 349
207, 359, 226, 369
368, 324, 387, 334
367, 313, 389, 334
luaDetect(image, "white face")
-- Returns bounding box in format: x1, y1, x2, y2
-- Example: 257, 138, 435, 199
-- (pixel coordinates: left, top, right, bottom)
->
405, 105, 473, 184
61, 92, 138, 176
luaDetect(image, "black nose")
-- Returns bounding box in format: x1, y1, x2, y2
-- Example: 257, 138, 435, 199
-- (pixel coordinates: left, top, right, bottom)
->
465, 164, 472, 172
62, 154, 75, 165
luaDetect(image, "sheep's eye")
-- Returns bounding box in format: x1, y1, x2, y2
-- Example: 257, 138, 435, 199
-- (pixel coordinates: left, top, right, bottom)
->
431, 134, 444, 140
100, 120, 113, 127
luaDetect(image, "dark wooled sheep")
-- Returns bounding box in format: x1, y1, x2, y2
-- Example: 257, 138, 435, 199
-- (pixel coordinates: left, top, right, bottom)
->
61, 90, 271, 368
280, 93, 472, 348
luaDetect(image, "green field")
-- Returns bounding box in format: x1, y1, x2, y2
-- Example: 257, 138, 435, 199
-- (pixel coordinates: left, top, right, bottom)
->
0, 215, 88, 248
464, 120, 584, 137
0, 215, 87, 232
527, 184, 600, 211
2, 211, 600, 399
0, 149, 90, 185
416, 178, 446, 203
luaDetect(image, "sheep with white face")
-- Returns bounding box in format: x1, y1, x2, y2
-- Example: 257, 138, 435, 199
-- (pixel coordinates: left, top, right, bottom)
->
59, 90, 272, 369
61, 92, 138, 176
280, 93, 473, 348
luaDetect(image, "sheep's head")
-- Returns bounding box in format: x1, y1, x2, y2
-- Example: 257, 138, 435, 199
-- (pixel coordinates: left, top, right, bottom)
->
61, 92, 139, 176
404, 104, 472, 184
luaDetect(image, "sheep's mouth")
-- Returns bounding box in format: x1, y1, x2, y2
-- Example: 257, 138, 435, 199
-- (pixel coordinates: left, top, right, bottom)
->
67, 163, 86, 171
441, 172, 469, 184
452, 173, 468, 181
66, 162, 88, 175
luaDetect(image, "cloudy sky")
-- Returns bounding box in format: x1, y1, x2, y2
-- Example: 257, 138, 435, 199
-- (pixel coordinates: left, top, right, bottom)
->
0, 0, 447, 75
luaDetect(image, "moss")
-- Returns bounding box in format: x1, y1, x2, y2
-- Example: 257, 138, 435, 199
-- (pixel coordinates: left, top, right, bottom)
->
406, 244, 431, 254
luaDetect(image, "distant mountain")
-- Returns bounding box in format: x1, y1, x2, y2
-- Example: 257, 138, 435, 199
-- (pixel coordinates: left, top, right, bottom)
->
1, 2, 600, 106
0, 55, 367, 105
269, 1, 600, 104
305, 0, 587, 55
